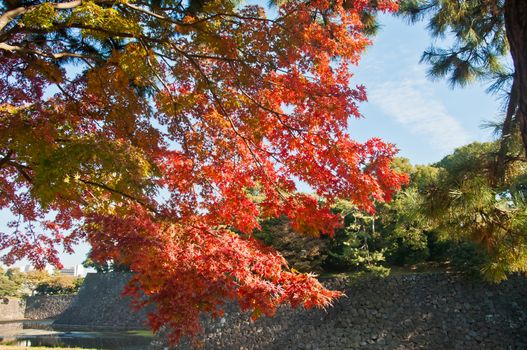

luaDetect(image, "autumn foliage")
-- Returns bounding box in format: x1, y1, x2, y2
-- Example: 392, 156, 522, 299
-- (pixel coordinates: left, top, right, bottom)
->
0, 0, 404, 342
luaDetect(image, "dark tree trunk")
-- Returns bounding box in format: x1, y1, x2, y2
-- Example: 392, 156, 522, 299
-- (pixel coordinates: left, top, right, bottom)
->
504, 0, 527, 156
493, 77, 518, 184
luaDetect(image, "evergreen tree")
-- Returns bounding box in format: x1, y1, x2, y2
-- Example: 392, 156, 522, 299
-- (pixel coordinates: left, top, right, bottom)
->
398, 0, 527, 180
421, 142, 527, 281
0, 267, 21, 297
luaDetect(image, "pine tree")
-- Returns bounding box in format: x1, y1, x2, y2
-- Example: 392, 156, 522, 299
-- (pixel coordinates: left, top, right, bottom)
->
398, 0, 527, 181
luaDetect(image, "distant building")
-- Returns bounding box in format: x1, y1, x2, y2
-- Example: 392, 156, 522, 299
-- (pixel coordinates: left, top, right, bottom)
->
58, 265, 86, 277
23, 265, 54, 274
23, 264, 86, 277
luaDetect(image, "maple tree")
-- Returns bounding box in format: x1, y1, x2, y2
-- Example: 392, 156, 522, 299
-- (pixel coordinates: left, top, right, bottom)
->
0, 0, 405, 342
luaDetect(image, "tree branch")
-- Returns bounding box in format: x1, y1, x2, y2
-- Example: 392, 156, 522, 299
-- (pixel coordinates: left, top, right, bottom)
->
6, 160, 32, 182
0, 0, 83, 33
0, 150, 13, 168
78, 178, 159, 215
0, 42, 97, 60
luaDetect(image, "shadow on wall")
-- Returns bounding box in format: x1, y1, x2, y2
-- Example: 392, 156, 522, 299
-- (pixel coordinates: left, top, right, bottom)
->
24, 295, 76, 320
0, 295, 75, 322
54, 272, 150, 330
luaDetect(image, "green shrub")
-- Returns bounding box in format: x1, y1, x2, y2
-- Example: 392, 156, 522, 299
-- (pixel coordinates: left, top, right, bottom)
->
34, 276, 83, 295
254, 216, 329, 273
448, 242, 490, 277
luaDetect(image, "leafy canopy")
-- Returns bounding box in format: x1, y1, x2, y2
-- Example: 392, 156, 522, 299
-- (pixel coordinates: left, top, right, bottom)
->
0, 0, 404, 342
421, 142, 527, 281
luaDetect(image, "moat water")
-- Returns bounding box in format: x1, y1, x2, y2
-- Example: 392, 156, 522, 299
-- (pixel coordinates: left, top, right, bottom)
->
0, 319, 153, 349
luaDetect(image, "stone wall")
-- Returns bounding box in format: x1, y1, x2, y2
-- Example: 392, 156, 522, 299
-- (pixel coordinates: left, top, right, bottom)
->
46, 272, 527, 349
0, 297, 25, 321
151, 273, 527, 350
24, 295, 75, 320
0, 295, 74, 321
53, 272, 150, 329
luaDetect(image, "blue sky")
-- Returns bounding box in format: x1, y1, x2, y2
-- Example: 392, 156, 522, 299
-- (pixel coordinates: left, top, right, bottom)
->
2, 10, 504, 268
349, 13, 501, 165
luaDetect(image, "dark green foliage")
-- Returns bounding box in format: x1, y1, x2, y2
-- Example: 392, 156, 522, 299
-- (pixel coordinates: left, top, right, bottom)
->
324, 201, 390, 276
34, 277, 84, 296
83, 250, 131, 273
448, 242, 491, 277
257, 151, 527, 283
324, 201, 388, 276
256, 159, 450, 275
254, 216, 284, 247
386, 237, 429, 266
254, 216, 330, 273
427, 232, 455, 262
374, 161, 444, 266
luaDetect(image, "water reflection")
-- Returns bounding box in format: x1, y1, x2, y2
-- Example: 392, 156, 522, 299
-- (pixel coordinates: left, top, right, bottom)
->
0, 320, 152, 349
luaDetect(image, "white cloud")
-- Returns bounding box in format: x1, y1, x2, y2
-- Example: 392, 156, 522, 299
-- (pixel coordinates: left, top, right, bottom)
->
369, 78, 471, 153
